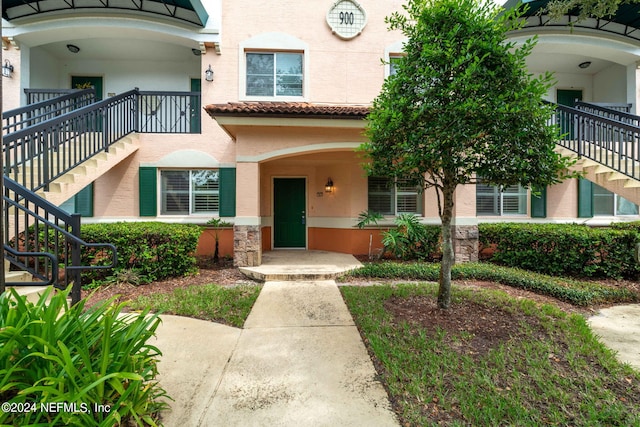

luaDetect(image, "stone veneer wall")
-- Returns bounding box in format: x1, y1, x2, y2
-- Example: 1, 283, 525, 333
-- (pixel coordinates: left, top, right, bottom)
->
453, 225, 479, 263
234, 225, 262, 267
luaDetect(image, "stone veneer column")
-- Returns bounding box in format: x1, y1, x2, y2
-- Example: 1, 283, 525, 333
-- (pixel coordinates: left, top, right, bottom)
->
452, 225, 479, 263
233, 225, 262, 267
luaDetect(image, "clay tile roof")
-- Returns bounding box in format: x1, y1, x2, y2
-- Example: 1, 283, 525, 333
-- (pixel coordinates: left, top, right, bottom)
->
205, 102, 370, 119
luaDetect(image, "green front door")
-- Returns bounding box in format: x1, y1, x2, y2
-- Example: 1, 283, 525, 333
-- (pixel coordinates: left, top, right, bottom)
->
557, 89, 583, 139
71, 76, 103, 131
71, 76, 103, 100
190, 79, 201, 133
274, 178, 306, 248
557, 89, 582, 108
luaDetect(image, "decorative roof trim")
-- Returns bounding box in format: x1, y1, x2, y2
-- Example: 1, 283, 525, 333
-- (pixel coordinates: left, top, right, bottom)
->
205, 102, 370, 120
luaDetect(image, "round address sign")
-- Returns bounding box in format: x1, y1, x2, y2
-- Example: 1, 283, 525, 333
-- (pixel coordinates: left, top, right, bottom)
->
326, 0, 367, 40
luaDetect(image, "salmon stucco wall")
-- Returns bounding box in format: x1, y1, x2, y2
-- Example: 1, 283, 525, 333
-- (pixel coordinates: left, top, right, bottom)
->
196, 228, 234, 257
308, 228, 385, 255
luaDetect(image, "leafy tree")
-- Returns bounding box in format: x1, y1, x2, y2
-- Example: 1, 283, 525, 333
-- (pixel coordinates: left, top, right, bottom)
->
546, 0, 638, 21
362, 0, 576, 308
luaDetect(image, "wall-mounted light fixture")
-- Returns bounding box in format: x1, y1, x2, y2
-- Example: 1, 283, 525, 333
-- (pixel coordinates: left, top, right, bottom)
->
205, 64, 214, 82
67, 44, 80, 53
325, 178, 334, 193
192, 48, 202, 56
2, 60, 14, 78
578, 61, 591, 69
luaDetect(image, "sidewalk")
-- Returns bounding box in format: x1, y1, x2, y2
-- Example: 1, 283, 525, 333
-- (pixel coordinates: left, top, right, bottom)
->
152, 252, 399, 426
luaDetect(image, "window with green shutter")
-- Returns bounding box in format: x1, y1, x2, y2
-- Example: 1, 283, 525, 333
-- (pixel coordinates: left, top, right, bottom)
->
141, 167, 236, 217
219, 168, 236, 217
60, 183, 93, 217
577, 178, 593, 218
139, 167, 158, 217
530, 186, 546, 218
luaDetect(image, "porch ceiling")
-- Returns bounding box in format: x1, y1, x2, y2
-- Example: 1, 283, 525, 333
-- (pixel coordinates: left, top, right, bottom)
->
503, 0, 640, 42
2, 0, 209, 27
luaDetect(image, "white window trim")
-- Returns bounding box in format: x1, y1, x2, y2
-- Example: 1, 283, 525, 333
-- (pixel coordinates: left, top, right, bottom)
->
368, 177, 423, 216
384, 39, 406, 77
476, 183, 528, 217
239, 32, 309, 101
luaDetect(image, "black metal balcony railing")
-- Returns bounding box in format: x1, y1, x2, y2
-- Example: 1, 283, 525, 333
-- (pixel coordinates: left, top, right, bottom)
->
138, 91, 201, 133
553, 103, 640, 181
575, 101, 639, 127
3, 176, 117, 304
24, 88, 94, 105
3, 88, 96, 135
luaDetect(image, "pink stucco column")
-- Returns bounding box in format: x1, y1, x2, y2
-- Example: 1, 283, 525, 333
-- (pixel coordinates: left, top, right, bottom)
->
233, 162, 262, 267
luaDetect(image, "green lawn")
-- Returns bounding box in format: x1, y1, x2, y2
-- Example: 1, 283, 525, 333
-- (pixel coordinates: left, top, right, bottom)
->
341, 282, 640, 426
128, 283, 261, 328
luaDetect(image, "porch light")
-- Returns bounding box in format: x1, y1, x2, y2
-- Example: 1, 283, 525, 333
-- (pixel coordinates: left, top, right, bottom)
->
66, 44, 80, 54
205, 64, 214, 82
325, 178, 334, 193
579, 61, 591, 69
2, 60, 13, 78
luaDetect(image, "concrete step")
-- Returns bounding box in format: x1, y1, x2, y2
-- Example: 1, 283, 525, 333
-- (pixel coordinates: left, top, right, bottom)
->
9, 285, 51, 304
238, 251, 362, 282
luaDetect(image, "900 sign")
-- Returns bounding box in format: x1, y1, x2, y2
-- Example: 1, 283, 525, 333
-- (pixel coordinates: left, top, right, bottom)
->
327, 0, 367, 40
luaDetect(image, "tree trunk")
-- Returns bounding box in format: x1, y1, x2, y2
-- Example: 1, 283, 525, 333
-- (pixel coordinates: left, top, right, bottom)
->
438, 184, 456, 309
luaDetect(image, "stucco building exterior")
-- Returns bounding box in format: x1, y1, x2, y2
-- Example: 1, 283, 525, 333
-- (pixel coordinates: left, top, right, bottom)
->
3, 0, 640, 267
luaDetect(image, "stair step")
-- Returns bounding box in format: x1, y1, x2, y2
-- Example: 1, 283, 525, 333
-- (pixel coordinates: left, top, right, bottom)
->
8, 285, 52, 304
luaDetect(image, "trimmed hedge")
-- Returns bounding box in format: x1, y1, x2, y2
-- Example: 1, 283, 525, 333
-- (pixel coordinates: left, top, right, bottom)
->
81, 222, 202, 284
346, 261, 638, 306
479, 223, 640, 280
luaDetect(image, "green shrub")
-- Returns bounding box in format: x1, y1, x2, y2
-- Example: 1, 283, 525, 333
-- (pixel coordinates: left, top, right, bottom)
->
81, 222, 202, 284
346, 261, 638, 306
381, 214, 440, 260
479, 223, 640, 280
0, 288, 169, 426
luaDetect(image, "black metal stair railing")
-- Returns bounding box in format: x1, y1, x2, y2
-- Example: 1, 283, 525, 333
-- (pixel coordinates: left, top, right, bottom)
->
3, 90, 138, 193
2, 88, 96, 135
3, 89, 201, 192
552, 103, 640, 181
3, 176, 117, 305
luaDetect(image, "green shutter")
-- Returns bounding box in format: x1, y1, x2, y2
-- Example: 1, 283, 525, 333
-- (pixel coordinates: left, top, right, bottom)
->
578, 178, 593, 218
74, 183, 94, 217
139, 167, 157, 217
219, 168, 236, 217
530, 186, 546, 218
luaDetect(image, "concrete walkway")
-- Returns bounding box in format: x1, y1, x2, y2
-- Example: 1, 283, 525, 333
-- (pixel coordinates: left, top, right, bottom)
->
588, 304, 640, 370
153, 252, 399, 427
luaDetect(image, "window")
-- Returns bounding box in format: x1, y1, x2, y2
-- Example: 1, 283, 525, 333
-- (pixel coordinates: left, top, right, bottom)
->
593, 183, 638, 216
246, 52, 303, 97
389, 55, 402, 76
476, 181, 527, 216
160, 170, 219, 215
368, 177, 422, 215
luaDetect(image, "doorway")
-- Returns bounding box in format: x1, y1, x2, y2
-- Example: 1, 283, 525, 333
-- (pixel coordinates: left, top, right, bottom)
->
71, 76, 103, 100
557, 89, 583, 139
273, 178, 306, 248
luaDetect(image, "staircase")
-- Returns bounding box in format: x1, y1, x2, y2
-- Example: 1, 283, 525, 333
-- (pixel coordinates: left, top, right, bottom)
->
2, 88, 201, 304
553, 102, 640, 205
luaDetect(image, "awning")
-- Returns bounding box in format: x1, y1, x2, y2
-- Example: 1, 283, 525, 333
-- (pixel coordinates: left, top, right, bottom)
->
503, 0, 640, 41
205, 102, 370, 139
2, 0, 209, 27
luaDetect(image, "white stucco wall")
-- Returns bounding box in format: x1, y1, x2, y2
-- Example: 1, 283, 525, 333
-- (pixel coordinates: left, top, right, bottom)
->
593, 63, 627, 103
